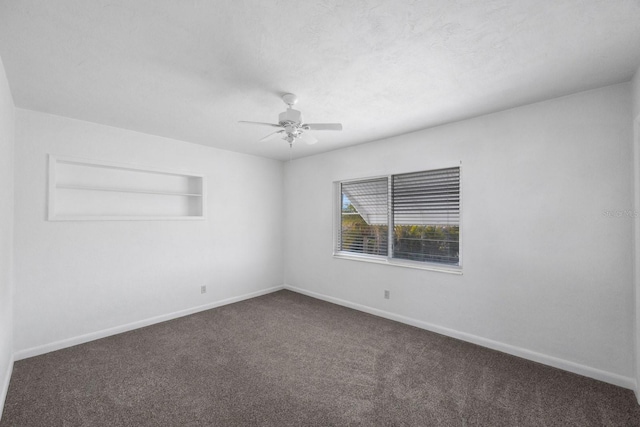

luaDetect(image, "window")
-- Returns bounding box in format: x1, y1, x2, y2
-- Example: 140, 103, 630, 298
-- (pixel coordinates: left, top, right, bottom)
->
335, 167, 460, 271
339, 178, 388, 257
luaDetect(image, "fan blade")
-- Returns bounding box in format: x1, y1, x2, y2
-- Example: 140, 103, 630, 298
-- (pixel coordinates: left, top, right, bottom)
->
303, 123, 342, 131
259, 130, 284, 142
297, 131, 318, 145
239, 121, 282, 128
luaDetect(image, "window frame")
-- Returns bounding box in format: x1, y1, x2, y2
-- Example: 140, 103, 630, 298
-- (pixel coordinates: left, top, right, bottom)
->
333, 165, 463, 275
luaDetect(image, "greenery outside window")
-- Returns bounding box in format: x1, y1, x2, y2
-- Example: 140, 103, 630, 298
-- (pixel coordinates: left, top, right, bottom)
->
335, 167, 461, 272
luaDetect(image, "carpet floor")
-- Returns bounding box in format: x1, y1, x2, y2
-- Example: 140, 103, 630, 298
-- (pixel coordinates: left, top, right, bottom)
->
2, 290, 640, 426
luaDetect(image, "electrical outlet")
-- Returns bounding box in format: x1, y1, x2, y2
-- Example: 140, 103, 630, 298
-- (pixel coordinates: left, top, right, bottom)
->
384, 290, 390, 299
201, 285, 207, 294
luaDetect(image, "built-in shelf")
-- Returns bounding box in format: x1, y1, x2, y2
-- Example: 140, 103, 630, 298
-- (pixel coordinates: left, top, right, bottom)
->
48, 155, 206, 221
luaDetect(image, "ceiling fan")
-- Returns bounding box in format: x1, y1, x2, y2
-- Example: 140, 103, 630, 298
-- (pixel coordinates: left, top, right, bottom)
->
239, 93, 342, 146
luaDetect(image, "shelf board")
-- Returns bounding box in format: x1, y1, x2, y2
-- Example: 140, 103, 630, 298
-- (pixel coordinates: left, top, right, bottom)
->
50, 215, 205, 221
56, 184, 203, 197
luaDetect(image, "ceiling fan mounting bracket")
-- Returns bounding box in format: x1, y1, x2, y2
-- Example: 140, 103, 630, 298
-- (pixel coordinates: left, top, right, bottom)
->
282, 93, 298, 107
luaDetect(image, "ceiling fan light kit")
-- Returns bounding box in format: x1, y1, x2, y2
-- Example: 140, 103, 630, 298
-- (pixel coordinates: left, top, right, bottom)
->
240, 94, 342, 147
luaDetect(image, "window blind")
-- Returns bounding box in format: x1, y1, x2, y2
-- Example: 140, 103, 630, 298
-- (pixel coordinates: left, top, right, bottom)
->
339, 178, 388, 256
392, 167, 460, 264
336, 167, 461, 267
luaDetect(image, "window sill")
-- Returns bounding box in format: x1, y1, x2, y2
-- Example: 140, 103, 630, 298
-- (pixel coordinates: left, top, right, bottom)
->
332, 252, 463, 275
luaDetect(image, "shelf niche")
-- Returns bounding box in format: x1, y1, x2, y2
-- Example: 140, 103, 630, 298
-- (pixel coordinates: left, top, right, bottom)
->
48, 155, 205, 221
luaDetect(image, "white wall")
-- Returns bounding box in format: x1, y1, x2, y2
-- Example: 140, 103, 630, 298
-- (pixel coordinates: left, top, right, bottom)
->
0, 56, 15, 414
13, 109, 284, 356
633, 67, 640, 121
632, 65, 640, 401
284, 83, 635, 387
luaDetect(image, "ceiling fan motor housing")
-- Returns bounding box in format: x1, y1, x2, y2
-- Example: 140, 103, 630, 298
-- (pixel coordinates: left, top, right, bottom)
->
279, 108, 302, 125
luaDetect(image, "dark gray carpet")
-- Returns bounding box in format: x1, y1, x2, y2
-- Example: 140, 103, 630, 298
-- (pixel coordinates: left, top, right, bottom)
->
2, 290, 639, 426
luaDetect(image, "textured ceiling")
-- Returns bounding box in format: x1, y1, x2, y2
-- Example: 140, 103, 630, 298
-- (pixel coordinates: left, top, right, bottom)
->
1, 0, 640, 161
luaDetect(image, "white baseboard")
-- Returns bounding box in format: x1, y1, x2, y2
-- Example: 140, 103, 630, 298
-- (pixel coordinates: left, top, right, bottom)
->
0, 354, 14, 423
284, 285, 637, 391
14, 285, 285, 361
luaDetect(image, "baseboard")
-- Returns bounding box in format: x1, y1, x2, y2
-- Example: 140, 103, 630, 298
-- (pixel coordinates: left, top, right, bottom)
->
284, 285, 636, 391
14, 285, 285, 361
0, 354, 14, 423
